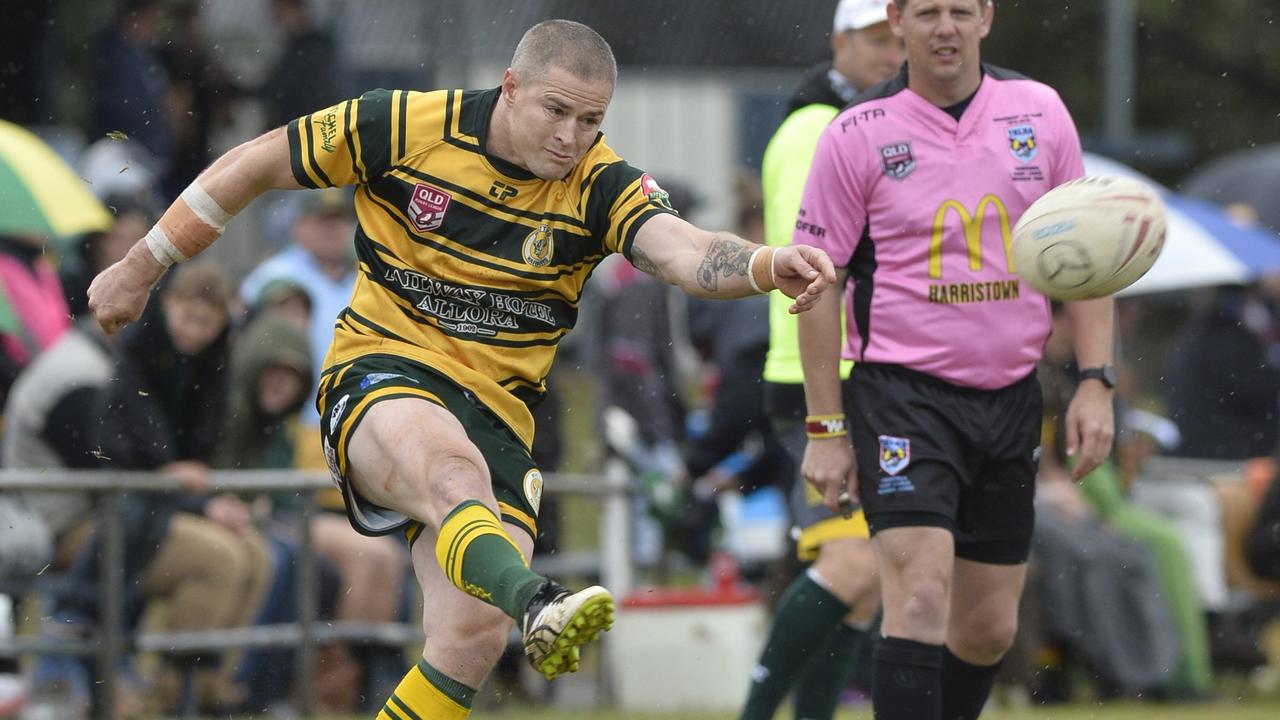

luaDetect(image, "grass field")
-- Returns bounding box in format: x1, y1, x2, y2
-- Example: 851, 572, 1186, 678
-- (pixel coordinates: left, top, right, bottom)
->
302, 701, 1280, 720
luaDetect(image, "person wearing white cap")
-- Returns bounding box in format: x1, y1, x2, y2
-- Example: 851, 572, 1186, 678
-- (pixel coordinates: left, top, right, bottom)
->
741, 2, 902, 720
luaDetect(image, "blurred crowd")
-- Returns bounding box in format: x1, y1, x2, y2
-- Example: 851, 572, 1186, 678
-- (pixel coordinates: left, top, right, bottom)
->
0, 1, 1278, 719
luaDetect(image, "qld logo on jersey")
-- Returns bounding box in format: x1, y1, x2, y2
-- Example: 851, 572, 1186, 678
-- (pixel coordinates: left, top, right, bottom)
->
878, 435, 911, 476
522, 223, 554, 267
879, 142, 916, 180
1007, 124, 1037, 163
408, 182, 451, 232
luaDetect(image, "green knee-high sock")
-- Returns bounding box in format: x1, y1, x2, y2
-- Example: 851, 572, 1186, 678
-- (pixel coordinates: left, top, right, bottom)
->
435, 500, 546, 620
792, 622, 866, 720
739, 570, 850, 720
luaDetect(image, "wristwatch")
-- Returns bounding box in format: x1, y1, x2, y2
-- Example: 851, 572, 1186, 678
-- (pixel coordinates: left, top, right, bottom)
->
1078, 364, 1118, 389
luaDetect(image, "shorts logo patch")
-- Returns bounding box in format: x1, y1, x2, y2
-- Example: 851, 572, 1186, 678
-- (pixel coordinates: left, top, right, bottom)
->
359, 372, 416, 390
408, 182, 451, 233
523, 468, 544, 514
878, 435, 910, 475
329, 393, 350, 435
880, 142, 916, 180
522, 223, 554, 267
322, 437, 341, 488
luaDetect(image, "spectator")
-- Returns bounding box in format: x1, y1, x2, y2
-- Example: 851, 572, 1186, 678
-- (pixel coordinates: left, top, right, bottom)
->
240, 187, 358, 428
85, 261, 272, 713
158, 0, 237, 200
595, 182, 694, 565
1165, 284, 1280, 460
681, 292, 790, 561
209, 311, 344, 714
1029, 432, 1181, 701
1041, 306, 1215, 698
1246, 464, 1280, 581
90, 0, 173, 175
0, 232, 70, 410
2, 315, 268, 716
261, 0, 341, 129
213, 314, 312, 471
239, 191, 411, 710
678, 182, 790, 563
251, 277, 313, 333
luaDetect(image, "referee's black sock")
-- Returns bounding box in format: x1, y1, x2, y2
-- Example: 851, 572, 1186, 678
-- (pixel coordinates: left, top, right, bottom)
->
872, 635, 942, 720
940, 647, 1001, 720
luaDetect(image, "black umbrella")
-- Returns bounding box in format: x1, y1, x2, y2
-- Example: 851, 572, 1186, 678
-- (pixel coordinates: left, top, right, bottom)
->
1183, 143, 1280, 232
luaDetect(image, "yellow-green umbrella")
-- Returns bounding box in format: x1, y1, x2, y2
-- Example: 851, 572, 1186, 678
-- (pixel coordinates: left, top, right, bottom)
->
0, 119, 113, 239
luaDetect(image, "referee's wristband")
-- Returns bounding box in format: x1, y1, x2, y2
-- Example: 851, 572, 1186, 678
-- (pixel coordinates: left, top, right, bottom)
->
805, 414, 847, 439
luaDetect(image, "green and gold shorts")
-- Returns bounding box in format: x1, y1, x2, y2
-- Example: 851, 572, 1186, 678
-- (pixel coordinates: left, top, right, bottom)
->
316, 353, 542, 543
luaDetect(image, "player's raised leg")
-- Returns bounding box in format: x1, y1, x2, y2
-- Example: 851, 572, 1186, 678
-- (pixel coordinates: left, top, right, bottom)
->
346, 397, 612, 718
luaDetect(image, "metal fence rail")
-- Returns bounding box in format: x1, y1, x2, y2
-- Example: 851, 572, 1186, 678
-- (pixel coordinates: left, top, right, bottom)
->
0, 469, 632, 719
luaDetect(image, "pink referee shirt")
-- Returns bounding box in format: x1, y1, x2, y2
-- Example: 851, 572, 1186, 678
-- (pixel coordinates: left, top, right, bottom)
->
796, 65, 1085, 390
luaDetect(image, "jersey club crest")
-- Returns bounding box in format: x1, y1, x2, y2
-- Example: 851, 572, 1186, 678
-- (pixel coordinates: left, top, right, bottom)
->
522, 223, 554, 267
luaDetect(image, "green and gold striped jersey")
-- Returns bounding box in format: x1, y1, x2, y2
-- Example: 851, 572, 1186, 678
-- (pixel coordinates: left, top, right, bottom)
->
287, 87, 675, 448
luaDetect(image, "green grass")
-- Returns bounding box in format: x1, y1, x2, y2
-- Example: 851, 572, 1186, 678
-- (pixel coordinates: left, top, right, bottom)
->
301, 700, 1280, 720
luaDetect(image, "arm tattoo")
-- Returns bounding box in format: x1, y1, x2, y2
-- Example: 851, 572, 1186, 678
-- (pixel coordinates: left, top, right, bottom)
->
695, 234, 752, 292
631, 246, 662, 279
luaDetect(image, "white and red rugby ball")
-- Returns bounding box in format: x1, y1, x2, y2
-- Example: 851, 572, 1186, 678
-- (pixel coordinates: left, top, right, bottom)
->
1011, 175, 1167, 301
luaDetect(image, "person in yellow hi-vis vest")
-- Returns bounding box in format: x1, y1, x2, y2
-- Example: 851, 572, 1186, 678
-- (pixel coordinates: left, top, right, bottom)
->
740, 3, 903, 719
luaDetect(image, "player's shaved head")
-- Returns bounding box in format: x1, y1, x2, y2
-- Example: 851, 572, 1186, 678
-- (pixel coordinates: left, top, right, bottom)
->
511, 20, 617, 89
893, 0, 991, 7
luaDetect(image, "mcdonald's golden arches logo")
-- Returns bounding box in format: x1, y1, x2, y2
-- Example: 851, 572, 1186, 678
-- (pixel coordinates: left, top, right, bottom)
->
928, 195, 1014, 279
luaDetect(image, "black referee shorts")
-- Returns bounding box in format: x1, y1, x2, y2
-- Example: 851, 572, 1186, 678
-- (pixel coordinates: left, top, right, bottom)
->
845, 363, 1042, 565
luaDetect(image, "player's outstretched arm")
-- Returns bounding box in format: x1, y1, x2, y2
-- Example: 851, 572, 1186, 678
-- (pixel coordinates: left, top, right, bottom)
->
630, 213, 835, 312
89, 127, 304, 334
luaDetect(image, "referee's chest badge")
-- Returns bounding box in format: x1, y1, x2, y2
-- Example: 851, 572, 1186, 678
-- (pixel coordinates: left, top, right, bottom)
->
523, 469, 544, 514
879, 142, 916, 180
878, 435, 911, 476
1007, 124, 1038, 163
408, 182, 451, 233
522, 223, 554, 267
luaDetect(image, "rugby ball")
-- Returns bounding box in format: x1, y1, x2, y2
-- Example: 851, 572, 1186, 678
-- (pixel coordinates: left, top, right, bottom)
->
1011, 175, 1166, 300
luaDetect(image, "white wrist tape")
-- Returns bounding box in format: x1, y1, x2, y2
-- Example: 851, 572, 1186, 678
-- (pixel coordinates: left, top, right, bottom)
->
144, 225, 188, 267
747, 246, 771, 294
180, 180, 231, 231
